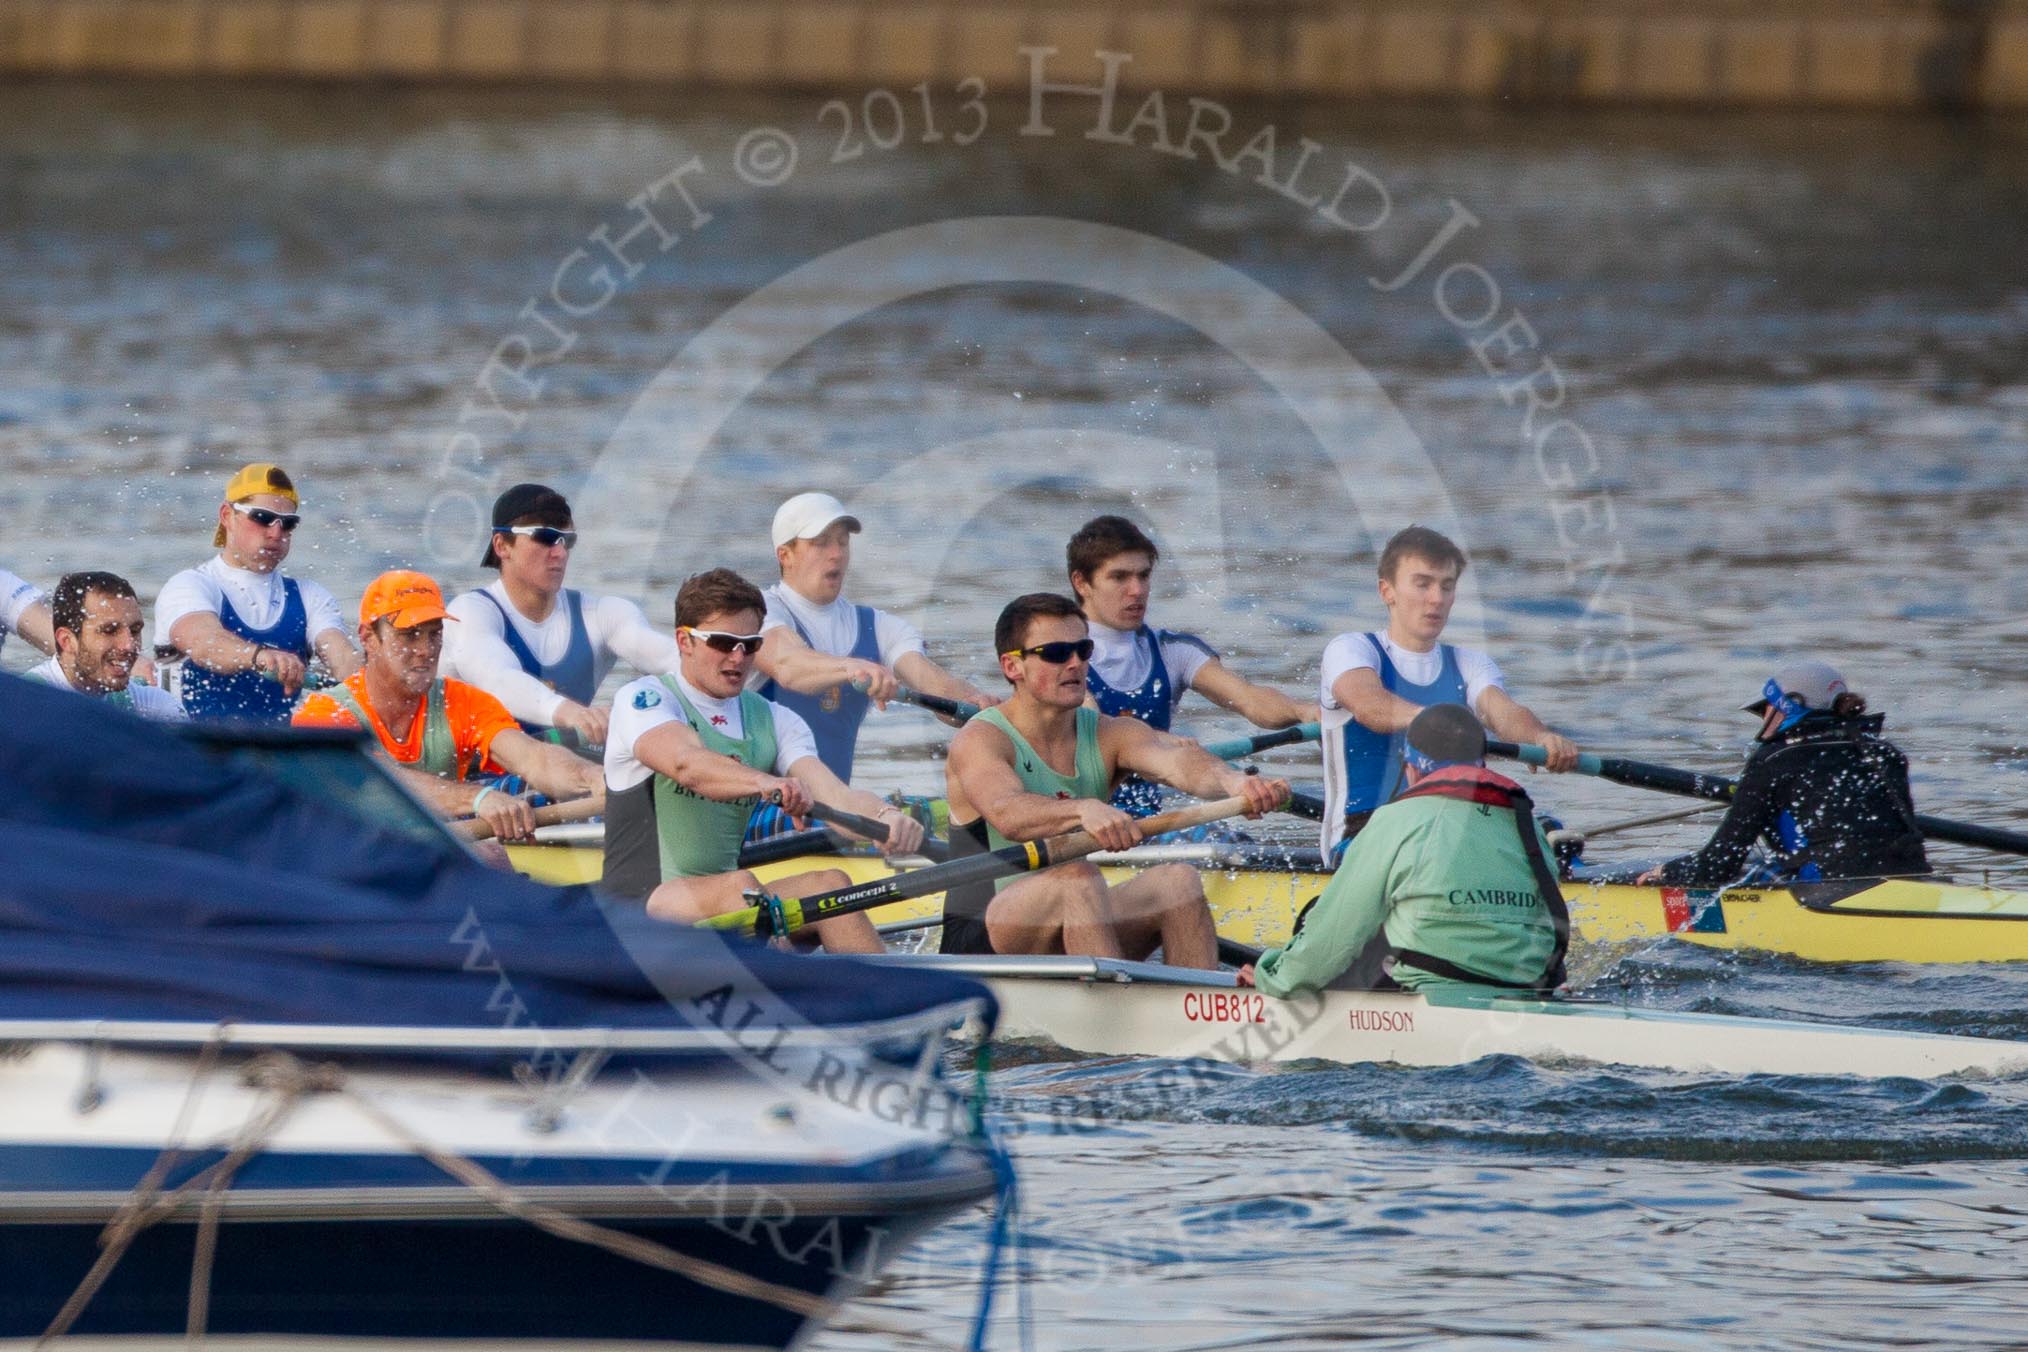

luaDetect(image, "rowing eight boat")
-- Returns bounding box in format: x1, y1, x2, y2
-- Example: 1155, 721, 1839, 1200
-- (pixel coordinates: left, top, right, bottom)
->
507, 835, 2028, 964
866, 954, 2028, 1080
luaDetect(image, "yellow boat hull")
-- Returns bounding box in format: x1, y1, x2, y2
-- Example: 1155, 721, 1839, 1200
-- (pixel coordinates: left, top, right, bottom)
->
505, 843, 2028, 963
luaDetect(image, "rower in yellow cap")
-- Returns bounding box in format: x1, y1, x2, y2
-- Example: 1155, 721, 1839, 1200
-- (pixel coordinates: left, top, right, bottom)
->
155, 463, 361, 721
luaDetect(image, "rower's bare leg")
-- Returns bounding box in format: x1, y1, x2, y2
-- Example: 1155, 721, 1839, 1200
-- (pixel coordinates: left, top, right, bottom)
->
775, 868, 884, 955
984, 863, 1122, 958
1107, 864, 1217, 970
645, 868, 883, 954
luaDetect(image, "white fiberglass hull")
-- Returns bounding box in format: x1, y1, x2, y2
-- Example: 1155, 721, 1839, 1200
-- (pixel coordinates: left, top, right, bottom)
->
875, 956, 2028, 1080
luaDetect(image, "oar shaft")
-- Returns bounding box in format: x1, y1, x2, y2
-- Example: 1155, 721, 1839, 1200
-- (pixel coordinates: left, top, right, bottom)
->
890, 686, 983, 722
704, 795, 1253, 938
1487, 739, 1735, 803
1487, 739, 2028, 857
804, 800, 951, 862
1202, 722, 1321, 761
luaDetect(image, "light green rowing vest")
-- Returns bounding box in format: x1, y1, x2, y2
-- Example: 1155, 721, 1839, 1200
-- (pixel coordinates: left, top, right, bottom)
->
327, 680, 459, 778
29, 665, 135, 711
652, 677, 779, 880
971, 706, 1111, 888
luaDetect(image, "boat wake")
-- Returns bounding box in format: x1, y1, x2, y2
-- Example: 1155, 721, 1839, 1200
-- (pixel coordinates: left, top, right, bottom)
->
982, 1052, 2028, 1164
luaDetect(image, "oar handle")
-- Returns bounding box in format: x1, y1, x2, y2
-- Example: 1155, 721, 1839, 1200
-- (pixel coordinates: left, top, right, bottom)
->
704, 795, 1255, 939
453, 793, 606, 841
804, 800, 951, 862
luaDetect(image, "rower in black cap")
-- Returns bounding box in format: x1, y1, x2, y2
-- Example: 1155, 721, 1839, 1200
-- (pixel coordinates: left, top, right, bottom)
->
442, 483, 684, 746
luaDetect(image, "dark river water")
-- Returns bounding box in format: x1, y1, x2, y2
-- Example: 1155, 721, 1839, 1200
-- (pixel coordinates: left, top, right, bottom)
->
4, 81, 2027, 1347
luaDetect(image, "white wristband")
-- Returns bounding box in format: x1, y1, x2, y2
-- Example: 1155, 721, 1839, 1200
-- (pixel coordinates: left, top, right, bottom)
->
473, 786, 496, 811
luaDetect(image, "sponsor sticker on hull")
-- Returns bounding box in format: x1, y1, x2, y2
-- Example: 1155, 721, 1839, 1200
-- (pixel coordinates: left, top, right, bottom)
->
1660, 887, 1728, 934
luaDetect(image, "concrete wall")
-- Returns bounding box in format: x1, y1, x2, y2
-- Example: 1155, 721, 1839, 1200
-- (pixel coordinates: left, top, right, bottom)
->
2, 0, 2026, 110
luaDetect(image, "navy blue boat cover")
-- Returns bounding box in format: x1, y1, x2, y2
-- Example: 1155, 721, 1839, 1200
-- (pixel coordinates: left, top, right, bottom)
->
0, 674, 994, 1034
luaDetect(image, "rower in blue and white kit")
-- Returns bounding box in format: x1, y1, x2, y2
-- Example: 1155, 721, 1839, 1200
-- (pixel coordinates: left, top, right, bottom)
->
0, 566, 54, 664
754, 491, 994, 782
443, 483, 682, 746
1319, 525, 1578, 860
156, 463, 360, 722
1066, 514, 1317, 815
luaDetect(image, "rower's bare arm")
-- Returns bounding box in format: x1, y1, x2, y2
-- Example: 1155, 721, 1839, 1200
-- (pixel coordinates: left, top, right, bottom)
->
630, 719, 784, 804
169, 611, 305, 691
486, 729, 604, 802
947, 721, 1092, 841
894, 651, 996, 713
786, 756, 925, 856
1475, 687, 1578, 771
1106, 717, 1290, 818
385, 759, 536, 840
1189, 660, 1318, 729
1332, 668, 1424, 734
756, 626, 897, 705
14, 600, 54, 656
311, 627, 362, 680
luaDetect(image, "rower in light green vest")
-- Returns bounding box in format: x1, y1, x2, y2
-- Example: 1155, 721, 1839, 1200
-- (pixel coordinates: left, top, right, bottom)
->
940, 592, 1291, 965
599, 567, 928, 953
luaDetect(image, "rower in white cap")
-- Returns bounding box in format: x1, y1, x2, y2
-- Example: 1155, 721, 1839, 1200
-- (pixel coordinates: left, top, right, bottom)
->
754, 491, 995, 783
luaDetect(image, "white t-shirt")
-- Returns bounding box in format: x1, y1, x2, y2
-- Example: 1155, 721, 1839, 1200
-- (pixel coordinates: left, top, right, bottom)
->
760, 583, 925, 670
155, 557, 346, 652
442, 580, 683, 725
1317, 631, 1506, 854
1088, 619, 1217, 713
1319, 631, 1504, 717
604, 671, 820, 793
0, 569, 44, 657
25, 657, 187, 721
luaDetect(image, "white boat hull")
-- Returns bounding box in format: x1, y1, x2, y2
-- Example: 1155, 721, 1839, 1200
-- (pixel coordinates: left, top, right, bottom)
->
873, 956, 2028, 1080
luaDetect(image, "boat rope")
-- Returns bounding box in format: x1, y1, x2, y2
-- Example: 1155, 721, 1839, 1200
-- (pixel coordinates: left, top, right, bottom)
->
323, 1058, 838, 1322
963, 1046, 1032, 1352
38, 1043, 332, 1347
40, 1046, 851, 1344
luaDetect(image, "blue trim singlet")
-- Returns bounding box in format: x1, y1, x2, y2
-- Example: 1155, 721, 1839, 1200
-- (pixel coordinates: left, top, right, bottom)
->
1086, 625, 1212, 817
179, 578, 310, 724
1333, 632, 1470, 816
759, 603, 880, 782
474, 588, 597, 733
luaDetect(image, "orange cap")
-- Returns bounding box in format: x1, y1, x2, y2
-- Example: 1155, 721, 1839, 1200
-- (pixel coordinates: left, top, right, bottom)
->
359, 570, 458, 629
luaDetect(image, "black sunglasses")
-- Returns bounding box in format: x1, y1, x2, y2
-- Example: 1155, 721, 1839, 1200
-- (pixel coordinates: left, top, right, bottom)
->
500, 525, 577, 549
1002, 638, 1095, 664
232, 501, 301, 532
684, 628, 766, 655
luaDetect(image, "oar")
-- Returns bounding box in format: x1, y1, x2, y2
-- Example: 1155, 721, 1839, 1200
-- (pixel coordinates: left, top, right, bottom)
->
452, 794, 606, 841
1203, 723, 1320, 760
801, 800, 950, 862
886, 684, 1316, 761
1488, 739, 2028, 857
883, 685, 982, 722
1545, 802, 1722, 848
701, 795, 1254, 940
